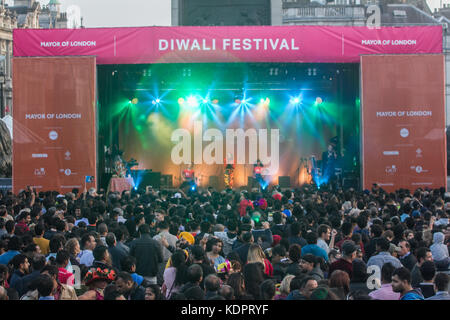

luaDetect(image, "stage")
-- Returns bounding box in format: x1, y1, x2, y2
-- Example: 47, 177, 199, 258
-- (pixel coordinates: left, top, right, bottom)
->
97, 62, 360, 191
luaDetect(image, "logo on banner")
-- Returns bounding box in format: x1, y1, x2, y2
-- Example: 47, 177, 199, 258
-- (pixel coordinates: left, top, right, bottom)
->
385, 165, 397, 175
411, 165, 428, 174
32, 153, 48, 158
34, 168, 46, 176
400, 128, 409, 138
49, 130, 58, 141
59, 168, 73, 176
416, 148, 423, 158
64, 151, 71, 160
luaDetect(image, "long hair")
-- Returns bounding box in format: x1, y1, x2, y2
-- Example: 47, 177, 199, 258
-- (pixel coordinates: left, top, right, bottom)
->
329, 270, 350, 297
243, 263, 265, 300
247, 244, 267, 274
227, 272, 246, 299
172, 250, 189, 287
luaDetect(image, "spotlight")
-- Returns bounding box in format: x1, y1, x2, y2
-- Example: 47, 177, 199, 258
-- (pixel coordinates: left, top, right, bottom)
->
187, 96, 199, 108
131, 98, 139, 105
155, 99, 160, 103
291, 97, 301, 104
212, 99, 219, 104
260, 98, 265, 104
315, 97, 323, 105
202, 98, 208, 104
235, 99, 242, 105
178, 97, 185, 105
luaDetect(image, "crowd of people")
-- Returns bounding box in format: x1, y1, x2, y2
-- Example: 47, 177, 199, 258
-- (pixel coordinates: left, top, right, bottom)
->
0, 182, 449, 300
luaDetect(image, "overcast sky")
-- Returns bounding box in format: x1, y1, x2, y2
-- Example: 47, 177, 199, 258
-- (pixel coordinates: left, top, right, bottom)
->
4, 0, 449, 27
6, 0, 172, 27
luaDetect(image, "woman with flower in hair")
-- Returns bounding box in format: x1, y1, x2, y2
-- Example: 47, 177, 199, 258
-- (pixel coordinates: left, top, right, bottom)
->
78, 268, 116, 300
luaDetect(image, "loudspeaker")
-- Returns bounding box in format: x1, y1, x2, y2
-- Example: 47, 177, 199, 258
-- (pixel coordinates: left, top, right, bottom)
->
132, 170, 161, 189
161, 175, 173, 188
208, 176, 220, 189
278, 176, 290, 188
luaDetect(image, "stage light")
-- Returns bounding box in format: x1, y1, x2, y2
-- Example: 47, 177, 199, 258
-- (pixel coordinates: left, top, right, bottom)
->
187, 96, 199, 108
202, 98, 208, 104
131, 98, 139, 105
290, 97, 301, 104
315, 97, 323, 105
178, 97, 185, 105
235, 99, 242, 105
212, 99, 219, 104
156, 99, 160, 103
152, 98, 161, 105
259, 98, 270, 106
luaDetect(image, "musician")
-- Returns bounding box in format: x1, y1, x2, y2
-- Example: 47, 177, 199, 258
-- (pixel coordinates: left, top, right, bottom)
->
322, 138, 339, 190
113, 151, 126, 178
182, 164, 195, 184
253, 159, 264, 189
224, 153, 236, 189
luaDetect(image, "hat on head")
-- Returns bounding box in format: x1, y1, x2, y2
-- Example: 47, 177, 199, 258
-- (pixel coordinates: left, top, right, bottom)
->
342, 240, 359, 256
310, 287, 329, 300
272, 235, 281, 247
178, 231, 195, 245
412, 210, 421, 218
84, 268, 116, 286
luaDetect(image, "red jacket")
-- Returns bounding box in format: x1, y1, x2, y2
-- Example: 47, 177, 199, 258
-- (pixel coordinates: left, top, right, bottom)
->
239, 199, 254, 217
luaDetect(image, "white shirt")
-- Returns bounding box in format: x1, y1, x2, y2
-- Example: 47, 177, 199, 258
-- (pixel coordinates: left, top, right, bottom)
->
317, 238, 330, 254
78, 249, 94, 267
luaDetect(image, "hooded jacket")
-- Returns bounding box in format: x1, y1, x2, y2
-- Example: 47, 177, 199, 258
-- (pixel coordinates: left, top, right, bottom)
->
401, 288, 424, 300
430, 232, 449, 262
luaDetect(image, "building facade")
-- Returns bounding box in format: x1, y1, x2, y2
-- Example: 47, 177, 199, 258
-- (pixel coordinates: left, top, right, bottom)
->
0, 1, 16, 118
0, 0, 70, 117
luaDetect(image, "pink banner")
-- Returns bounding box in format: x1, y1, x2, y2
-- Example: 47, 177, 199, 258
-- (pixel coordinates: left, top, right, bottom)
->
13, 26, 442, 64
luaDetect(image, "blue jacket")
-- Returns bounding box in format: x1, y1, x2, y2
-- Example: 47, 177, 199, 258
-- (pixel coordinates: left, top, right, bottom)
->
401, 289, 424, 300
301, 244, 329, 262
0, 250, 20, 265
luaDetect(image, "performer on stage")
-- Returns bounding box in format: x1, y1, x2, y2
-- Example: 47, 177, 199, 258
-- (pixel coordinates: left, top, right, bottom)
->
224, 153, 236, 189
253, 159, 265, 190
182, 164, 196, 186
113, 151, 127, 178
321, 137, 339, 190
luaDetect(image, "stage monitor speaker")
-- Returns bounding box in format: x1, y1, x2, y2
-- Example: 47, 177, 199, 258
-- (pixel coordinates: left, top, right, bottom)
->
161, 175, 173, 188
278, 176, 291, 188
140, 171, 161, 189
208, 176, 220, 189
